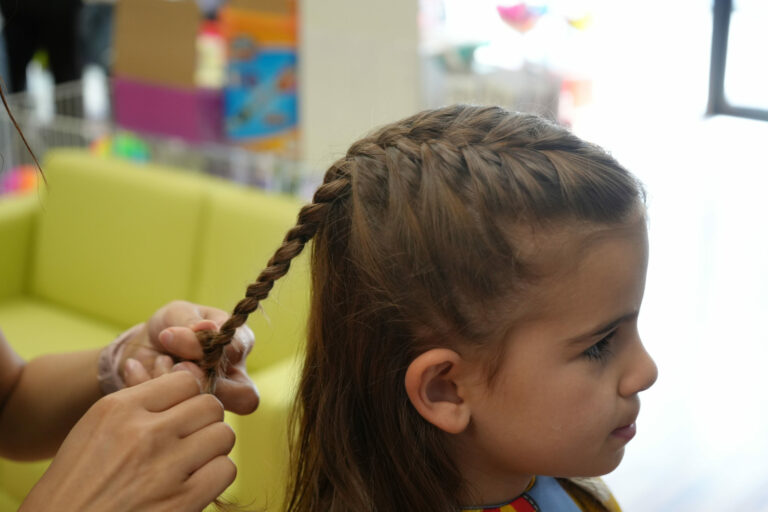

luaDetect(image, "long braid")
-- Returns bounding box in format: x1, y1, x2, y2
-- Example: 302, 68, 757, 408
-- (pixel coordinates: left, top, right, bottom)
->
197, 163, 351, 392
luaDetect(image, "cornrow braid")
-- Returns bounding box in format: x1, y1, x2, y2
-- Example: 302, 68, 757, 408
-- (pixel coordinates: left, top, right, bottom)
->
196, 163, 351, 393
282, 106, 643, 512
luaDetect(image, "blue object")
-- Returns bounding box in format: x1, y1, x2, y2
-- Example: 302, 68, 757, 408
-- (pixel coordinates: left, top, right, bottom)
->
225, 48, 297, 141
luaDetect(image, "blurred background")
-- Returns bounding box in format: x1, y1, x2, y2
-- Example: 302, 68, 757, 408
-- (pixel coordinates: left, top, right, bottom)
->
0, 0, 765, 510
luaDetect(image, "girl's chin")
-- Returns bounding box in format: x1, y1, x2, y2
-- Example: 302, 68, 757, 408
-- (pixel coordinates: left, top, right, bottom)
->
560, 448, 626, 478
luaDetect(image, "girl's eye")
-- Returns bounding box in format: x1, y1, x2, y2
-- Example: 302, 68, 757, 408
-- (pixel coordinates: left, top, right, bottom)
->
582, 330, 617, 362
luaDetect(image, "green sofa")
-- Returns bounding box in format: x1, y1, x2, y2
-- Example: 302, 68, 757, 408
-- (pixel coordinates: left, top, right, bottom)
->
0, 149, 309, 510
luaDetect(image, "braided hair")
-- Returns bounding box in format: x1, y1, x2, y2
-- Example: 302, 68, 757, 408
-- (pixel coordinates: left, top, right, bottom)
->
200, 105, 642, 511
195, 164, 351, 392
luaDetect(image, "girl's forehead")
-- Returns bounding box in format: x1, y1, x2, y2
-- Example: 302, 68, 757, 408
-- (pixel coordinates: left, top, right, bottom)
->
514, 211, 648, 275
509, 214, 649, 319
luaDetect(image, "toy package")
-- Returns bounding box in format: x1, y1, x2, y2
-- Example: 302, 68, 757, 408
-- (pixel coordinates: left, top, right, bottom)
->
221, 1, 298, 154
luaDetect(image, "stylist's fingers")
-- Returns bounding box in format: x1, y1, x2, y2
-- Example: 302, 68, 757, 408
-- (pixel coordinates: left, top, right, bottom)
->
172, 361, 206, 380
195, 305, 230, 325
157, 323, 211, 360
181, 456, 237, 511
149, 300, 223, 347
223, 325, 254, 365
157, 317, 221, 360
123, 358, 151, 387
159, 302, 229, 341
152, 354, 174, 378
126, 371, 202, 412
159, 321, 253, 365
213, 367, 260, 415
148, 300, 205, 336
169, 393, 225, 438
178, 421, 236, 476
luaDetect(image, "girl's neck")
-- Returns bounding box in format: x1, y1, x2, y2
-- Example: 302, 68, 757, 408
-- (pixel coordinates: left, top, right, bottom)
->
458, 469, 534, 508
452, 438, 534, 507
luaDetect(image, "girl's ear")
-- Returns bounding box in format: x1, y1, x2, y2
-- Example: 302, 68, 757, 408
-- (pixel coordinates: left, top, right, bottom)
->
404, 348, 472, 434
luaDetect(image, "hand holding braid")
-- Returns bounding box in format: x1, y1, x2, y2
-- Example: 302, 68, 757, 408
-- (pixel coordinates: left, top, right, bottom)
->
196, 165, 351, 393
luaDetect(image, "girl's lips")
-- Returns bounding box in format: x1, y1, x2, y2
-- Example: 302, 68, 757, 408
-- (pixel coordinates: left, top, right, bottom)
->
611, 423, 637, 441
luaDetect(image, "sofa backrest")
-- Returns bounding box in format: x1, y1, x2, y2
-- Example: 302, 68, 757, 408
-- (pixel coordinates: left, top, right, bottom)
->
190, 179, 310, 372
31, 149, 310, 371
0, 195, 37, 301
32, 150, 207, 328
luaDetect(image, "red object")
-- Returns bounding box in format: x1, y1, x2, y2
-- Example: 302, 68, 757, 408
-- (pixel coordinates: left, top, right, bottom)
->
113, 77, 224, 144
497, 3, 546, 33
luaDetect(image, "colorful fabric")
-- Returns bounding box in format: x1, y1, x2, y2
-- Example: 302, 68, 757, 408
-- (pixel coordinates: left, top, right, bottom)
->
462, 476, 618, 512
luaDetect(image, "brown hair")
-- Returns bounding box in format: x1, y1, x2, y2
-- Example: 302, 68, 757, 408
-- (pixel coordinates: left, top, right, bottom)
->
198, 105, 643, 511
0, 81, 45, 181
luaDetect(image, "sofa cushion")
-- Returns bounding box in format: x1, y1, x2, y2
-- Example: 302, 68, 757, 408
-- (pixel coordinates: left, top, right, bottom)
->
227, 357, 299, 510
0, 296, 122, 360
31, 150, 207, 328
0, 458, 49, 510
192, 181, 310, 373
0, 488, 21, 511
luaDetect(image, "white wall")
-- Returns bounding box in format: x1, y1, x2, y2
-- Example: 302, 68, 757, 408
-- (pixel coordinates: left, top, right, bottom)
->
298, 0, 420, 167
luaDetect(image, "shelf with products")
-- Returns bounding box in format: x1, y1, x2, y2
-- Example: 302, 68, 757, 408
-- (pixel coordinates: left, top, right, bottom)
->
0, 79, 317, 200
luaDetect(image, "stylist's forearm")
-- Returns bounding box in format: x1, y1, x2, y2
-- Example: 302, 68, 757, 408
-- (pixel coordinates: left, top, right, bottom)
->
0, 349, 102, 460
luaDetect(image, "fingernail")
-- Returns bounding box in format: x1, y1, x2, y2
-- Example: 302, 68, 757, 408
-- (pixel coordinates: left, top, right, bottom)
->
171, 362, 196, 374
159, 330, 174, 347
125, 358, 140, 374
155, 355, 171, 370
171, 364, 203, 392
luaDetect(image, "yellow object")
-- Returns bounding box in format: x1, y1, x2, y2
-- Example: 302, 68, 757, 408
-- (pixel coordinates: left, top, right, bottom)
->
0, 149, 309, 510
567, 14, 593, 31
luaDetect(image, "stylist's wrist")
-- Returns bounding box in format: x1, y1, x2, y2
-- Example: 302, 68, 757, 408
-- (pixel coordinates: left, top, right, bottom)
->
97, 323, 145, 395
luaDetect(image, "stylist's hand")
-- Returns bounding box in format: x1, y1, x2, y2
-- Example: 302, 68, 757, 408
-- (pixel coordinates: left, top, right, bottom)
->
121, 301, 259, 415
20, 372, 235, 512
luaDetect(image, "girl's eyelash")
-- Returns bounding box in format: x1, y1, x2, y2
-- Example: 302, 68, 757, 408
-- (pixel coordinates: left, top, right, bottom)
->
582, 330, 617, 362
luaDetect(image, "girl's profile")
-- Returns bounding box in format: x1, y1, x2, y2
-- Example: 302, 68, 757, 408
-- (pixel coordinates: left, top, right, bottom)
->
198, 104, 658, 511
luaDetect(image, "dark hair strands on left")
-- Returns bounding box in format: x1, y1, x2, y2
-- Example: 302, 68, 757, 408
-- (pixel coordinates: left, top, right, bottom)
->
0, 80, 45, 182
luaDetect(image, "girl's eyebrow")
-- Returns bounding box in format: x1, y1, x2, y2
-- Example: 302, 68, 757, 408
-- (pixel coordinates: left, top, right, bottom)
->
566, 311, 639, 344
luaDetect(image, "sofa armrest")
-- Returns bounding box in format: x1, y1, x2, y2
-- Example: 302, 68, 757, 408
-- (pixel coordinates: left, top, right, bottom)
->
227, 357, 299, 510
0, 195, 38, 301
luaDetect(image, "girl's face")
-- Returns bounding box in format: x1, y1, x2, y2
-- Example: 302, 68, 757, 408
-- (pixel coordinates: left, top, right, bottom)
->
455, 217, 657, 503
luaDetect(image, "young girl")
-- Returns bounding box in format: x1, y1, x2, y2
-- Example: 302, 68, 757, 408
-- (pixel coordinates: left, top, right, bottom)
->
198, 105, 658, 511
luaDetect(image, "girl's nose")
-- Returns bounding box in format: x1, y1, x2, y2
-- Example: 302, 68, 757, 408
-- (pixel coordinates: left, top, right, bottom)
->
619, 339, 658, 398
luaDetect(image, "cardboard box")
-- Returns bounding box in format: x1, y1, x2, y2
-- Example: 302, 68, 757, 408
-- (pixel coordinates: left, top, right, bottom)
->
112, 0, 223, 143
113, 0, 200, 89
